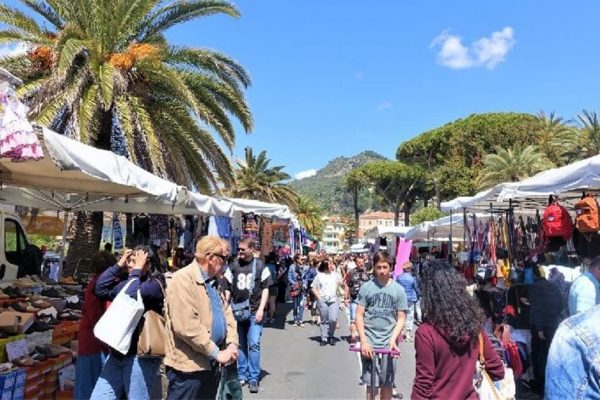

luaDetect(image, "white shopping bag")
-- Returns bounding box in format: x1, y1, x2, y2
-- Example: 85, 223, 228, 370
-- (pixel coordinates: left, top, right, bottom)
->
93, 279, 145, 355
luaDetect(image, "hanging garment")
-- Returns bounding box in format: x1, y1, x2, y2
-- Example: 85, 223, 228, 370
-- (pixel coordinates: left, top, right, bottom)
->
232, 211, 243, 238
0, 83, 43, 162
149, 214, 169, 247
215, 216, 232, 239
208, 216, 219, 237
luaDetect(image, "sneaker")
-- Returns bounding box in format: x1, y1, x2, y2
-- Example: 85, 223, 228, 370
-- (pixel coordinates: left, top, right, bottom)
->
329, 337, 336, 346
239, 379, 247, 387
320, 339, 328, 346
392, 390, 403, 399
249, 381, 259, 393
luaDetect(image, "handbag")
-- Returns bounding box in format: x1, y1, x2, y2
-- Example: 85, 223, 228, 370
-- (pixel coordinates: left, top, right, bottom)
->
137, 279, 166, 357
473, 333, 515, 400
231, 260, 256, 322
94, 279, 145, 355
290, 282, 301, 298
217, 363, 243, 400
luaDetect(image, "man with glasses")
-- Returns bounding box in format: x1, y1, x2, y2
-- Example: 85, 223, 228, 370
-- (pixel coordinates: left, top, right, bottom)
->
164, 236, 238, 399
224, 239, 271, 394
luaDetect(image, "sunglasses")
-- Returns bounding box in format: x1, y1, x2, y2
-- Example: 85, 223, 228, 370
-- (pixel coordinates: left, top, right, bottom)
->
211, 253, 228, 262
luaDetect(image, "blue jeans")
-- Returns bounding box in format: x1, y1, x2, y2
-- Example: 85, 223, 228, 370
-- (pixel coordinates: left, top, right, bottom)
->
293, 294, 305, 323
90, 354, 161, 400
74, 352, 107, 400
349, 301, 358, 323
237, 315, 263, 384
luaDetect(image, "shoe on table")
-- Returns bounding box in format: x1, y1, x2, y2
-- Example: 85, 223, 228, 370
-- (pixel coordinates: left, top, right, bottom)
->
249, 381, 259, 393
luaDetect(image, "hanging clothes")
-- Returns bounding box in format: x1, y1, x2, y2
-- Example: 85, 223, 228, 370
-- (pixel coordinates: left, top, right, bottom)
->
149, 214, 169, 247
0, 81, 43, 162
208, 216, 219, 237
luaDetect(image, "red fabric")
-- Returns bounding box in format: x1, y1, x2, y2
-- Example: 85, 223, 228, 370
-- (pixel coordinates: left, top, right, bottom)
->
77, 275, 108, 355
411, 323, 505, 400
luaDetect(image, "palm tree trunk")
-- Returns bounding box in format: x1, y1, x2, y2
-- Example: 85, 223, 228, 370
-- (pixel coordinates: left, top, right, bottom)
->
65, 108, 113, 275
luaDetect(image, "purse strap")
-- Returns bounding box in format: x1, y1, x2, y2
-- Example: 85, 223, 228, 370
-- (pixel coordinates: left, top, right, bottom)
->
478, 332, 485, 365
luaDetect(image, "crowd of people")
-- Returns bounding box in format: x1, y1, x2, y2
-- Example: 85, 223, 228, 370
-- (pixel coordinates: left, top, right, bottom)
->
71, 234, 600, 400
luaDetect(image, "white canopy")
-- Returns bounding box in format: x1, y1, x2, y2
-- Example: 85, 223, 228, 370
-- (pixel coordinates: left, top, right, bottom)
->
441, 154, 600, 213
225, 197, 292, 219
498, 154, 600, 207
405, 213, 490, 241
0, 127, 188, 212
364, 225, 412, 238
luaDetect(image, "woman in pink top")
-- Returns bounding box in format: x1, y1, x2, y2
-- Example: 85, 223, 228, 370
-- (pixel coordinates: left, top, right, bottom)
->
412, 261, 504, 400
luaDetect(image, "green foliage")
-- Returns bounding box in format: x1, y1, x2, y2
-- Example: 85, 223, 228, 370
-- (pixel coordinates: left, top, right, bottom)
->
410, 207, 445, 225
475, 145, 554, 190
290, 151, 386, 215
293, 196, 324, 238
0, 0, 252, 192
356, 160, 426, 225
229, 147, 299, 208
396, 112, 551, 200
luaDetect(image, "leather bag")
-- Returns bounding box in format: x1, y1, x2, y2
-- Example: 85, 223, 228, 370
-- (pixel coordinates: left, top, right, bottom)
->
137, 279, 166, 357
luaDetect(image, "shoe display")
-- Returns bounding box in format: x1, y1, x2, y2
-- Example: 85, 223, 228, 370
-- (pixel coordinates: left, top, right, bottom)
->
25, 320, 52, 334
0, 289, 9, 299
249, 381, 259, 394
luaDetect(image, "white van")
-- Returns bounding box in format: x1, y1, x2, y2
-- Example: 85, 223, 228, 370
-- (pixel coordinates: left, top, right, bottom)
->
0, 207, 29, 283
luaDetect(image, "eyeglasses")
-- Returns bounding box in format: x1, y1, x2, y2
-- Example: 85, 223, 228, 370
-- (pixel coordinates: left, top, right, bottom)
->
210, 253, 228, 262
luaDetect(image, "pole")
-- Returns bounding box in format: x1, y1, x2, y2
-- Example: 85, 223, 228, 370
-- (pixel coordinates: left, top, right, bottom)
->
58, 210, 69, 281
449, 211, 453, 262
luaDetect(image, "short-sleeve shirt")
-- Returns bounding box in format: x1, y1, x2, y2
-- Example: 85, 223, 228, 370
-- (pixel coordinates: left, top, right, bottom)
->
312, 272, 342, 302
357, 279, 408, 349
224, 258, 272, 313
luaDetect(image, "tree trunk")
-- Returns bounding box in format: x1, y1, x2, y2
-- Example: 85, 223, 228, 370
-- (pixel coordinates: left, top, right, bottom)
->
394, 203, 401, 226
64, 211, 104, 275
403, 202, 412, 227
353, 186, 359, 227
65, 107, 113, 276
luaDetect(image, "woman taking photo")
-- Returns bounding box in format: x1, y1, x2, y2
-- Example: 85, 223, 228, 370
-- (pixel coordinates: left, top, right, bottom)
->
91, 246, 165, 400
412, 260, 504, 400
311, 259, 343, 346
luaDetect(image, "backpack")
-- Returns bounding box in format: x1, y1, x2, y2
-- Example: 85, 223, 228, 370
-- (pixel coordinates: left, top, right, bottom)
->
543, 201, 573, 240
574, 195, 600, 233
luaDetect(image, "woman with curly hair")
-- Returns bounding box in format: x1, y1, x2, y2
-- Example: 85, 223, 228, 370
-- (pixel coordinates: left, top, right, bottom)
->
411, 260, 504, 400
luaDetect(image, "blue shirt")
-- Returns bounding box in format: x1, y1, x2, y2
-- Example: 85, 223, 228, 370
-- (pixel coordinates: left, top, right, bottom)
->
568, 272, 600, 315
546, 304, 600, 399
199, 270, 226, 347
395, 272, 420, 303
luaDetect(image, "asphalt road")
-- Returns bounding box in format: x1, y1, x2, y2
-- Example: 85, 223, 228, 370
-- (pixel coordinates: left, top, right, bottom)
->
242, 302, 416, 400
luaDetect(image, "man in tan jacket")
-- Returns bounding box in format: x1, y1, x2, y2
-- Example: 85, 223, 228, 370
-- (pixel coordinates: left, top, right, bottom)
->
165, 236, 238, 399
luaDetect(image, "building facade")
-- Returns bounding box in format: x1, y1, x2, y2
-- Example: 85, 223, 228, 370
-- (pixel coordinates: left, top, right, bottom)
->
321, 216, 347, 254
358, 211, 404, 238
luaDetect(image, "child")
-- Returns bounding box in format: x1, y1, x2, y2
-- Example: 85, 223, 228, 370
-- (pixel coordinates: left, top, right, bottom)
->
355, 251, 408, 400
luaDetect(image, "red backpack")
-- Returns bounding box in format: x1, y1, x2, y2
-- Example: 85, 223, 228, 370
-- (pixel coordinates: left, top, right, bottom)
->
575, 195, 600, 233
543, 201, 573, 240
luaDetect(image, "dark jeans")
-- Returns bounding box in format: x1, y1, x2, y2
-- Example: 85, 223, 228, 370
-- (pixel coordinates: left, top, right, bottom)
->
530, 325, 557, 395
166, 366, 220, 400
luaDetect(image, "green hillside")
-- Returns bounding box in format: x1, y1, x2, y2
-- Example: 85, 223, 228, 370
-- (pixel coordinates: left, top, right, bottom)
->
290, 151, 386, 214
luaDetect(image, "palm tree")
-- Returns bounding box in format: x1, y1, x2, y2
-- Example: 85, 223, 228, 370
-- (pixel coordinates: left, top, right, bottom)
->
0, 0, 252, 190
0, 0, 252, 273
475, 145, 554, 190
536, 111, 573, 165
293, 196, 323, 238
229, 147, 299, 208
573, 110, 600, 159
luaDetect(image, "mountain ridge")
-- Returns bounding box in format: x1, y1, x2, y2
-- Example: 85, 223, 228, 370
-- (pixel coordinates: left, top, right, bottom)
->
290, 151, 387, 214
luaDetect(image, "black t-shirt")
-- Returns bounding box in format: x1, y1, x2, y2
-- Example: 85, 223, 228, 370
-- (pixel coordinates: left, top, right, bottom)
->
224, 258, 272, 313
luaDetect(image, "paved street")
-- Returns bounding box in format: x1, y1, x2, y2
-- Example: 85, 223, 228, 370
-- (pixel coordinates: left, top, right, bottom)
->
242, 302, 416, 399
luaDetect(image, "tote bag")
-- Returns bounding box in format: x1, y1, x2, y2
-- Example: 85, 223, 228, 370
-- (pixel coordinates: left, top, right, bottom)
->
138, 280, 166, 357
94, 279, 145, 355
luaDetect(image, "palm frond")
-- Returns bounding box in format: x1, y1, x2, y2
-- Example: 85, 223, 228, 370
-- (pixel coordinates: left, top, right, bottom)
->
0, 4, 47, 36
139, 0, 239, 41
77, 83, 99, 143
19, 0, 63, 29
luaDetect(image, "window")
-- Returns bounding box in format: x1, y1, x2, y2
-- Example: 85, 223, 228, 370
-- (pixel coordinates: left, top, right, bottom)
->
5, 219, 26, 265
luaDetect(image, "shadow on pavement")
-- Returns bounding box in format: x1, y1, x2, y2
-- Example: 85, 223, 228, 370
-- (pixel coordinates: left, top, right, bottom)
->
264, 302, 293, 330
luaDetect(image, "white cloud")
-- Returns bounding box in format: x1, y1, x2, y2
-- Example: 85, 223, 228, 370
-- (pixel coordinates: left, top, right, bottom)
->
430, 27, 515, 70
377, 101, 393, 111
294, 169, 317, 180
0, 43, 28, 59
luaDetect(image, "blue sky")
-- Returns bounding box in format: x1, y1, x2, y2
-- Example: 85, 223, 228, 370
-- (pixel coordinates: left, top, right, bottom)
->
4, 1, 600, 180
